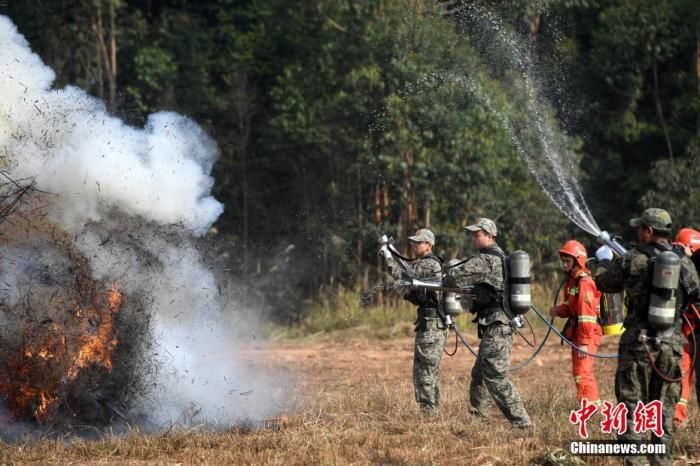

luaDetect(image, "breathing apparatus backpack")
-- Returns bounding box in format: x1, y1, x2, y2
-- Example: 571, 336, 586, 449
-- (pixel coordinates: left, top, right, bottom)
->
476, 247, 532, 317
442, 259, 465, 317
635, 242, 684, 337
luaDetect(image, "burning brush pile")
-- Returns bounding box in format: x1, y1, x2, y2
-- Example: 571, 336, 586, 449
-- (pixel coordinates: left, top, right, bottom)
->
0, 16, 286, 433
0, 213, 152, 426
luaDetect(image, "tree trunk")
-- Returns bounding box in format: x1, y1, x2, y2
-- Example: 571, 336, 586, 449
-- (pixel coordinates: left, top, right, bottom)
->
232, 73, 254, 280
356, 164, 363, 282
399, 149, 418, 248
108, 0, 117, 106
382, 184, 390, 221
527, 13, 541, 69
652, 62, 674, 160
94, 1, 118, 109
94, 10, 104, 100
374, 185, 382, 224
424, 199, 431, 227
697, 34, 699, 137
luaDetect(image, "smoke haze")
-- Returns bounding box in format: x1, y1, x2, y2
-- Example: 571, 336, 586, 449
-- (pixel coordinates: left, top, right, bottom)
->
0, 15, 287, 428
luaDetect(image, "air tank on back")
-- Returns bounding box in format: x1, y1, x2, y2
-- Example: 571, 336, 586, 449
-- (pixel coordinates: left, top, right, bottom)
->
443, 259, 463, 316
648, 251, 681, 333
509, 250, 531, 314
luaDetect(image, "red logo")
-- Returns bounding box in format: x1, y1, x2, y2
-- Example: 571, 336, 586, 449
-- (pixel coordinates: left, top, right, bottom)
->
569, 398, 597, 438
600, 400, 628, 434
569, 399, 664, 438
633, 400, 663, 437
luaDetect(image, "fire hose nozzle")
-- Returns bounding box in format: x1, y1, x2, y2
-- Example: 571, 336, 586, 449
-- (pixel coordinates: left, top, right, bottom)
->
596, 230, 628, 257
401, 277, 474, 294
378, 234, 389, 246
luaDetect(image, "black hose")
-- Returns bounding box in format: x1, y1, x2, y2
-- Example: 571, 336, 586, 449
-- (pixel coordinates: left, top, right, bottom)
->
388, 244, 415, 263
450, 278, 566, 371
529, 304, 621, 358
508, 278, 566, 371
452, 323, 479, 357
513, 314, 536, 348
642, 313, 697, 383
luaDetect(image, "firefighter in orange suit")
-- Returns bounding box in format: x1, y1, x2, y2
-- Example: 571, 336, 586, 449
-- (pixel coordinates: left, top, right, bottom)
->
550, 240, 604, 404
672, 228, 700, 427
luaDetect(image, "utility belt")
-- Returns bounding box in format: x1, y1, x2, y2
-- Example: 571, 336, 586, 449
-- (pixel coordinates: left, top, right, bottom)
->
417, 307, 439, 319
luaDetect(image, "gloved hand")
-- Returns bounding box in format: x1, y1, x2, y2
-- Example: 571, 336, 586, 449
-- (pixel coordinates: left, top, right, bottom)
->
378, 244, 391, 261
595, 245, 613, 261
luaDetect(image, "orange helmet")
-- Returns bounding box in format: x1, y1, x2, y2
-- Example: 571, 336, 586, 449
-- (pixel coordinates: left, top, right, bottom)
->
559, 240, 588, 268
674, 228, 700, 253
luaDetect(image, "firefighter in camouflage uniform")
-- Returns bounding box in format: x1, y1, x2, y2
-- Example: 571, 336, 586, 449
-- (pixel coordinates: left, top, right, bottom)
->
385, 228, 446, 416
446, 218, 532, 429
595, 208, 700, 466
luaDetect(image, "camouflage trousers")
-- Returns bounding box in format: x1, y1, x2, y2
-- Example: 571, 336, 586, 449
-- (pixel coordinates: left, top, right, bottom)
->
470, 323, 531, 427
414, 317, 447, 414
615, 329, 684, 466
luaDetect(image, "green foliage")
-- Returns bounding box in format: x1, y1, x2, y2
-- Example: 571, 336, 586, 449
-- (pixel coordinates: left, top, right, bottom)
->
642, 142, 700, 230
6, 0, 699, 322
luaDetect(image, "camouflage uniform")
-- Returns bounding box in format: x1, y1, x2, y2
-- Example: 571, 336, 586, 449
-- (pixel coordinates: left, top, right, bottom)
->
386, 234, 446, 415
595, 210, 700, 466
448, 230, 531, 428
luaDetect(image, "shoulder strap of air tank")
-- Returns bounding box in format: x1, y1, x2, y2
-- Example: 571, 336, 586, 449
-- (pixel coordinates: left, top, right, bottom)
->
480, 246, 508, 279
635, 243, 658, 258
480, 245, 506, 259
652, 241, 672, 252
425, 253, 444, 264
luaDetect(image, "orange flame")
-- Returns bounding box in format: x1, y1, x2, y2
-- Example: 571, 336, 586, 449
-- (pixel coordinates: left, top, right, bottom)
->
0, 285, 123, 423
67, 287, 122, 380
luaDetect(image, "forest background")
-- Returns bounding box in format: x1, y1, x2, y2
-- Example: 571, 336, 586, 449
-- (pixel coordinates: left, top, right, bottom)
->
6, 0, 700, 324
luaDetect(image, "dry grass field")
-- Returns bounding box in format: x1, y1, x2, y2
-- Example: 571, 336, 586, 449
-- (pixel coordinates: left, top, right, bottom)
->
1, 323, 699, 465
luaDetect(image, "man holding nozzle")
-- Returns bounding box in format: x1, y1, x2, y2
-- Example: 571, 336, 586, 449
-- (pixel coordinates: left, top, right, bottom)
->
444, 218, 532, 429
381, 228, 446, 416
595, 208, 700, 466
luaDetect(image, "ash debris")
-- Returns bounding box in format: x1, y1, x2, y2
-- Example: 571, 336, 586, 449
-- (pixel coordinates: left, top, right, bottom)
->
0, 222, 153, 429
0, 14, 290, 436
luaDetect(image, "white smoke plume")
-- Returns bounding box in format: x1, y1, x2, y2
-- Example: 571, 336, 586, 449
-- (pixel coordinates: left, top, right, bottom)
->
0, 15, 288, 427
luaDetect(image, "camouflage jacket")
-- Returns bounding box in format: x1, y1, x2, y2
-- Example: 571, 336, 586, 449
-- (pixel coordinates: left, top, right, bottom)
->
387, 253, 442, 308
447, 244, 510, 326
595, 241, 700, 333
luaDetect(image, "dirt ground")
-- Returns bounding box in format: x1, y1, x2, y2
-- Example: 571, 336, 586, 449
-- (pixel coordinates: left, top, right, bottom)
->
1, 328, 699, 465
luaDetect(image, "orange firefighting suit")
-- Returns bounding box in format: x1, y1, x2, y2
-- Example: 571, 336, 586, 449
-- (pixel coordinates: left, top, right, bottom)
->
554, 270, 603, 402
673, 312, 696, 426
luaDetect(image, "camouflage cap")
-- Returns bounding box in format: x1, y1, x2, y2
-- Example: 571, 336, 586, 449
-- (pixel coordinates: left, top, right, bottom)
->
465, 218, 497, 237
629, 208, 672, 232
408, 228, 435, 245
